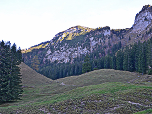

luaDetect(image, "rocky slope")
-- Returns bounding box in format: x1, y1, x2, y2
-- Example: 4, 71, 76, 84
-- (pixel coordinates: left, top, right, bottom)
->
44, 26, 111, 63
133, 5, 152, 32
23, 5, 152, 65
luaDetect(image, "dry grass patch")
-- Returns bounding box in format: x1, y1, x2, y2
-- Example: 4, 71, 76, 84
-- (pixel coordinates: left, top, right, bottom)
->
57, 69, 143, 86
19, 62, 52, 87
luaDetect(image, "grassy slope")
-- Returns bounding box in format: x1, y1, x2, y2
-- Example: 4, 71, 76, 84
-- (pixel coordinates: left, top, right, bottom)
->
0, 63, 152, 114
19, 62, 53, 86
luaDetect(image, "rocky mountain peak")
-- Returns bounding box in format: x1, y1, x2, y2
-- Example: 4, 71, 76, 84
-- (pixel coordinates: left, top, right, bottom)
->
135, 5, 152, 19
51, 25, 93, 44
141, 5, 152, 12
133, 5, 152, 32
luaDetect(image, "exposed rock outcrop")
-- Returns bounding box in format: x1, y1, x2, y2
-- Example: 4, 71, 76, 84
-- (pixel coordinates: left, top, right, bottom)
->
133, 5, 152, 32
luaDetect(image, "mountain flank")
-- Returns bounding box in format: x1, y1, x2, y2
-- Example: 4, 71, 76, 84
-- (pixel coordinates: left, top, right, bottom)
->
22, 5, 152, 80
23, 5, 152, 64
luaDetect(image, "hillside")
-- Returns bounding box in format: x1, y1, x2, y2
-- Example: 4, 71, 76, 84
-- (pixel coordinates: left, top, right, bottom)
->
0, 63, 152, 113
19, 62, 52, 86
22, 5, 152, 80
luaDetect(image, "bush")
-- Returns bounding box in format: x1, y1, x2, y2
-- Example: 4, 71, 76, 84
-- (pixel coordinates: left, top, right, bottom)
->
93, 68, 98, 70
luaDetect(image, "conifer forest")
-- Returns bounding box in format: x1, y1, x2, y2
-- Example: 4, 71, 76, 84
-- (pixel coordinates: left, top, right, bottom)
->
0, 41, 23, 103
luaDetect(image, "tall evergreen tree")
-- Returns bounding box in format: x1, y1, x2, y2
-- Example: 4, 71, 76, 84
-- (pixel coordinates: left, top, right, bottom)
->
10, 43, 23, 100
147, 41, 152, 74
123, 46, 129, 71
112, 56, 116, 70
137, 41, 147, 74
0, 41, 22, 103
128, 47, 135, 72
82, 55, 91, 73
116, 50, 124, 70
134, 42, 139, 72
141, 42, 148, 74
104, 56, 112, 69
16, 47, 22, 64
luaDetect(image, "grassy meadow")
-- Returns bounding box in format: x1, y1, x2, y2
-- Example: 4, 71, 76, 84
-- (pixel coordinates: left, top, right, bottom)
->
0, 63, 152, 114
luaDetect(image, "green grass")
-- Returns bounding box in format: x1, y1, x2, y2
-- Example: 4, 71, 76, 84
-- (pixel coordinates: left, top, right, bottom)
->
134, 109, 152, 114
0, 63, 152, 114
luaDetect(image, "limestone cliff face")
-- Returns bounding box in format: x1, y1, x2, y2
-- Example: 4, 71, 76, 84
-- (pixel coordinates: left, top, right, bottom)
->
133, 5, 152, 32
44, 26, 111, 63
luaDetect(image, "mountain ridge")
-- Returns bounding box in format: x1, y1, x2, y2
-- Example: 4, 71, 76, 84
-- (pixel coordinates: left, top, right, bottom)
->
22, 5, 152, 79
23, 5, 152, 53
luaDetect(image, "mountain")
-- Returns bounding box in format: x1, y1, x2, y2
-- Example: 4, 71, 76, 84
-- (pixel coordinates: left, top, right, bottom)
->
22, 5, 152, 79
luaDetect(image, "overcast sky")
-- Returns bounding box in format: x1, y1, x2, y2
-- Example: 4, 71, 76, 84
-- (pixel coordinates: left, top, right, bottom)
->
0, 0, 151, 49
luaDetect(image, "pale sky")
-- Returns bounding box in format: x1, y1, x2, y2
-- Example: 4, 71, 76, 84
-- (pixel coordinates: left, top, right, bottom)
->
0, 0, 151, 49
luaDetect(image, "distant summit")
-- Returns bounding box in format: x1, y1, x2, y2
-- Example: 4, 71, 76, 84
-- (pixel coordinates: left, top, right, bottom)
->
136, 5, 152, 18
52, 25, 93, 42
133, 5, 152, 32
141, 4, 152, 12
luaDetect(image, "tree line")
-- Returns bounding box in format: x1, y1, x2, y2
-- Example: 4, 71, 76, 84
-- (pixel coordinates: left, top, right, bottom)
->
36, 37, 152, 80
83, 38, 152, 74
34, 40, 121, 80
0, 41, 22, 103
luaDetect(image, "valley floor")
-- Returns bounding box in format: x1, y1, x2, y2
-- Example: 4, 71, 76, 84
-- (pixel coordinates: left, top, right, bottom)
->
0, 63, 152, 114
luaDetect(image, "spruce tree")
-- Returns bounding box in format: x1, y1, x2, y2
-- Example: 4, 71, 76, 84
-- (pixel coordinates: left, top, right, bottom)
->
141, 42, 148, 74
147, 42, 152, 74
134, 42, 139, 72
10, 43, 23, 101
0, 42, 12, 102
128, 47, 135, 72
0, 41, 23, 103
123, 46, 129, 71
112, 56, 116, 70
104, 56, 112, 69
0, 41, 7, 102
116, 50, 124, 70
82, 55, 91, 73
